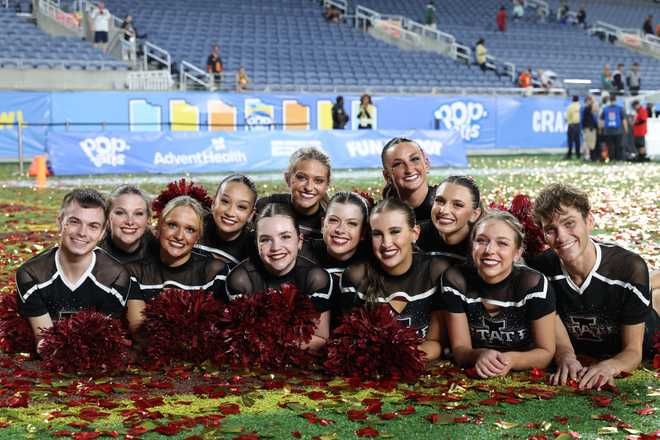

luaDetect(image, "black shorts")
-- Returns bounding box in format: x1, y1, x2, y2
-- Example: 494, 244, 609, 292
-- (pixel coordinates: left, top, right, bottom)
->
634, 136, 646, 150
94, 31, 108, 43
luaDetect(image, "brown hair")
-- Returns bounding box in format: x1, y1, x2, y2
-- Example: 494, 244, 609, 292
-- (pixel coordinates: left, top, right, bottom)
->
255, 202, 300, 236
60, 188, 108, 223
380, 137, 429, 200
533, 183, 591, 225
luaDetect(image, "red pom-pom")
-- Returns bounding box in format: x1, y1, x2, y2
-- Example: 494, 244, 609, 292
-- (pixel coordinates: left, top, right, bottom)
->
217, 283, 319, 370
351, 188, 375, 210
152, 178, 213, 216
324, 305, 426, 381
0, 292, 35, 354
40, 311, 130, 375
140, 289, 224, 367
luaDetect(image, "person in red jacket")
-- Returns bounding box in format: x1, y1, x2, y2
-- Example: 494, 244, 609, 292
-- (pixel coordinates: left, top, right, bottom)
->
632, 100, 649, 162
497, 6, 507, 32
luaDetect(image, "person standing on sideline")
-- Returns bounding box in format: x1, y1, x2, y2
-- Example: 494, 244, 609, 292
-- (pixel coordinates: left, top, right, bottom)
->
89, 1, 111, 53
332, 96, 348, 129
206, 44, 224, 91
612, 64, 625, 96
632, 100, 649, 162
627, 62, 641, 96
565, 96, 581, 160
600, 94, 628, 161
357, 94, 375, 129
581, 96, 598, 161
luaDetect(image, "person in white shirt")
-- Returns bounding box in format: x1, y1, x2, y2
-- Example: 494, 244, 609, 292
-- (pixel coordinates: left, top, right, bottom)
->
89, 1, 112, 53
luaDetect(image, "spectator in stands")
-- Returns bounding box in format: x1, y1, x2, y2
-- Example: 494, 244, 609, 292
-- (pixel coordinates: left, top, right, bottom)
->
656, 23, 660, 38
537, 68, 556, 93
512, 0, 524, 21
600, 94, 628, 161
206, 44, 224, 91
576, 4, 587, 28
89, 1, 111, 53
601, 64, 614, 94
565, 96, 581, 160
323, 5, 341, 23
643, 15, 654, 35
236, 66, 250, 92
612, 63, 625, 95
332, 96, 349, 129
581, 96, 598, 161
120, 15, 137, 64
475, 38, 488, 72
632, 100, 649, 162
557, 1, 569, 25
496, 6, 507, 32
627, 62, 641, 96
597, 94, 609, 161
518, 67, 532, 95
357, 94, 375, 129
536, 5, 548, 23
425, 0, 437, 30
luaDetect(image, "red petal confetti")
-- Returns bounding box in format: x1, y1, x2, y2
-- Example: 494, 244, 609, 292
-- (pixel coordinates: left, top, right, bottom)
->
356, 427, 379, 437
480, 399, 498, 406
218, 403, 241, 415
636, 407, 656, 415
530, 368, 545, 381
72, 433, 102, 440
152, 423, 182, 436
425, 413, 439, 424
51, 430, 73, 437
78, 407, 110, 421
379, 412, 398, 420
292, 432, 302, 439
306, 391, 326, 400
347, 409, 369, 421
554, 416, 569, 425
592, 396, 613, 407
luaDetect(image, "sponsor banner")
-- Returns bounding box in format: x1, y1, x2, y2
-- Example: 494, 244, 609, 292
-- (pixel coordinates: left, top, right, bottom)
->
0, 92, 51, 157
47, 129, 466, 175
497, 96, 571, 148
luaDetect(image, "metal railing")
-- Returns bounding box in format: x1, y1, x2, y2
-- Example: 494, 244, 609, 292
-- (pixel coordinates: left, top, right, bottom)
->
179, 60, 210, 91
127, 70, 172, 90
39, 0, 84, 37
323, 0, 347, 16
143, 41, 170, 73
0, 57, 126, 70
526, 0, 549, 16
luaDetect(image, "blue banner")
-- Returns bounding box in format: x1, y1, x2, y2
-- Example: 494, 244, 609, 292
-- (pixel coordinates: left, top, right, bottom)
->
497, 96, 571, 149
0, 92, 51, 157
48, 129, 467, 175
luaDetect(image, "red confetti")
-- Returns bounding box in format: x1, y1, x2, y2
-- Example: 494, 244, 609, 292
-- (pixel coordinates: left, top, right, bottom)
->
592, 396, 613, 407
219, 403, 241, 415
356, 427, 379, 437
636, 407, 656, 415
398, 405, 416, 415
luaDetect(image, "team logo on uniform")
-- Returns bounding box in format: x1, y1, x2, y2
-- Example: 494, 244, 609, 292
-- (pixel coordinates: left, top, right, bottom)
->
79, 136, 130, 167
566, 315, 616, 342
473, 316, 526, 345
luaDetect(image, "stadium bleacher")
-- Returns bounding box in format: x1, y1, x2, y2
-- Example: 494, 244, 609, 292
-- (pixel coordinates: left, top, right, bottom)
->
545, 0, 658, 29
0, 7, 127, 70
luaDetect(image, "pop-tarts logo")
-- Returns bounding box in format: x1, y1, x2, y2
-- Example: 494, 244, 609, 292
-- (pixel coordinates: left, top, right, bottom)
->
80, 136, 129, 167
434, 101, 488, 141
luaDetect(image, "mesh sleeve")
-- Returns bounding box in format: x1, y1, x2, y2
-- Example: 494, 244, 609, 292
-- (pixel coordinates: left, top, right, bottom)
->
15, 267, 48, 317
620, 255, 651, 325
429, 256, 452, 310
305, 267, 332, 313
439, 266, 468, 313
339, 262, 367, 310
225, 263, 254, 301
521, 272, 556, 321
206, 258, 229, 303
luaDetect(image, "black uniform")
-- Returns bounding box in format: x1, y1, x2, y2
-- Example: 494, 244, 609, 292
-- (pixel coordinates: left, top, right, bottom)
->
225, 255, 332, 313
340, 253, 451, 337
527, 241, 654, 359
416, 221, 470, 264
127, 242, 228, 303
255, 193, 324, 240
16, 247, 131, 320
302, 238, 370, 327
195, 213, 256, 266
383, 184, 436, 224
98, 230, 155, 265
441, 264, 555, 351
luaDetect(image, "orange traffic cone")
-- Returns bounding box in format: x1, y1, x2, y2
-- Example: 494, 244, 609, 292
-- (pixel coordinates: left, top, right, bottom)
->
35, 155, 47, 189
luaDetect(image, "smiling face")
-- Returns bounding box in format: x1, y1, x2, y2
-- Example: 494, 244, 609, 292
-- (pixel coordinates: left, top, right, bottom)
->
158, 206, 202, 267
431, 182, 481, 243
108, 193, 149, 253
322, 202, 365, 261
256, 215, 302, 276
382, 141, 429, 196
540, 205, 594, 266
285, 159, 330, 215
212, 180, 256, 241
471, 219, 522, 284
370, 210, 419, 275
58, 201, 106, 259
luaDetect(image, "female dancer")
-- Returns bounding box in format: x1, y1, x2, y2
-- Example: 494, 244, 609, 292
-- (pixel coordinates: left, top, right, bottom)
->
226, 203, 333, 350
126, 196, 228, 333
197, 174, 257, 265
100, 185, 153, 264
341, 199, 451, 360
256, 147, 331, 239
417, 176, 482, 263
381, 137, 435, 223
441, 211, 556, 377
302, 192, 371, 326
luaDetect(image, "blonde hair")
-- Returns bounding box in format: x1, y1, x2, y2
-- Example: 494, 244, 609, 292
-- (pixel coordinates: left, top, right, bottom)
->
471, 210, 525, 250
158, 195, 206, 237
286, 147, 332, 209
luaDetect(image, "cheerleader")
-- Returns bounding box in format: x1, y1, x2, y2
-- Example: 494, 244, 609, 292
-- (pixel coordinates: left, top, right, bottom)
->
302, 192, 371, 326
126, 196, 228, 333
255, 147, 331, 240
100, 185, 154, 264
196, 174, 257, 265
441, 211, 556, 378
341, 199, 452, 361
381, 137, 435, 223
226, 203, 333, 350
417, 176, 482, 263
